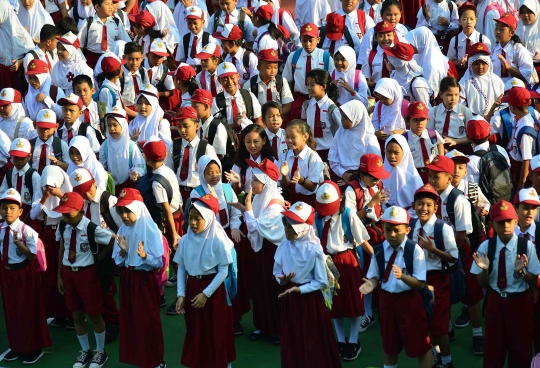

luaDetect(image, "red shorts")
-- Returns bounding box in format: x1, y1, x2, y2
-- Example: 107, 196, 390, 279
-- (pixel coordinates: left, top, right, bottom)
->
460, 241, 484, 306
379, 290, 431, 357
427, 271, 451, 337
62, 265, 104, 316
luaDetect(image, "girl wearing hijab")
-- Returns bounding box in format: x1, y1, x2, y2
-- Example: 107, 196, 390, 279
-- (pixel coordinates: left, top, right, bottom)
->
113, 188, 165, 368
516, 0, 540, 72
460, 42, 505, 117
68, 0, 96, 30
0, 129, 10, 184
329, 100, 380, 186
17, 0, 54, 43
146, 0, 180, 56
382, 134, 424, 208
174, 195, 236, 368
99, 108, 146, 195
23, 59, 65, 121
332, 46, 369, 107
68, 136, 109, 191
51, 32, 93, 95
475, 0, 505, 45
275, 201, 342, 368
0, 88, 36, 141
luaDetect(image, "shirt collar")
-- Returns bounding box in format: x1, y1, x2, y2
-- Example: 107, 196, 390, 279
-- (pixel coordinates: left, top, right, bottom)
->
13, 163, 30, 175
183, 136, 200, 146
439, 184, 454, 201
384, 238, 407, 252
2, 218, 20, 230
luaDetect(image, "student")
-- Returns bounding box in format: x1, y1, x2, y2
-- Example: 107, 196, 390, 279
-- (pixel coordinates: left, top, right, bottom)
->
415, 0, 459, 54
274, 201, 342, 367
294, 0, 331, 27
361, 20, 396, 91
472, 200, 540, 367
95, 53, 125, 112
30, 109, 69, 173
372, 78, 407, 154
21, 24, 61, 79
0, 88, 35, 141
250, 4, 278, 54
120, 42, 149, 116
332, 45, 369, 107
243, 49, 294, 118
17, 0, 54, 42
173, 0, 210, 42
0, 189, 51, 365
23, 59, 65, 122
69, 0, 97, 29
54, 191, 114, 368
144, 38, 177, 110
169, 64, 197, 111
72, 75, 105, 137
68, 136, 109, 192
56, 94, 101, 153
128, 10, 160, 56
360, 0, 384, 23
404, 101, 445, 183
263, 101, 288, 159
282, 23, 334, 121
113, 188, 166, 368
207, 0, 255, 43
195, 43, 224, 98
475, 0, 505, 46
145, 0, 181, 57
516, 0, 540, 67
335, 0, 375, 52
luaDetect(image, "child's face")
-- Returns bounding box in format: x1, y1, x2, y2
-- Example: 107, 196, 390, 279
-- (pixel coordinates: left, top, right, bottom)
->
516, 203, 538, 228
374, 92, 393, 106
414, 197, 437, 223
95, 0, 115, 17
306, 77, 326, 99
74, 82, 95, 106
218, 74, 239, 95
334, 52, 349, 72
204, 162, 222, 186
285, 126, 308, 152
80, 0, 92, 5
495, 22, 513, 44
341, 0, 360, 14
283, 219, 299, 241
519, 5, 536, 25
220, 40, 237, 54
132, 23, 145, 37
492, 218, 518, 241
178, 119, 200, 141
441, 86, 460, 109
452, 162, 468, 186
21, 0, 34, 10
57, 42, 69, 61
106, 116, 122, 139
187, 18, 205, 34
409, 117, 427, 136
340, 111, 353, 129
359, 173, 380, 188
147, 52, 165, 67
69, 146, 83, 165
382, 5, 401, 27
244, 131, 266, 158
385, 142, 403, 167
257, 60, 279, 80
471, 60, 489, 77
11, 155, 31, 171
136, 95, 152, 117
376, 31, 394, 48
219, 0, 237, 13
117, 207, 137, 226
62, 209, 84, 227
383, 222, 410, 247
28, 75, 41, 90
201, 57, 219, 72
0, 202, 23, 224
459, 9, 477, 33
0, 104, 13, 118
188, 207, 206, 234
124, 51, 143, 72
265, 107, 282, 132
45, 38, 59, 52
37, 126, 56, 141
428, 170, 452, 192
62, 104, 82, 124
251, 175, 264, 195
192, 101, 210, 118
300, 35, 320, 54
81, 181, 97, 201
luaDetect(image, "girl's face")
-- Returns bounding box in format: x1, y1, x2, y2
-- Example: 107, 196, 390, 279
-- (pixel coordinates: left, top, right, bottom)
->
0, 104, 12, 118
244, 131, 266, 158
57, 43, 69, 61
306, 77, 326, 99
28, 75, 41, 90
106, 116, 122, 139
136, 95, 152, 117
132, 23, 146, 37
334, 53, 349, 73
459, 9, 477, 34
374, 92, 393, 106
385, 141, 404, 167
204, 162, 222, 186
201, 57, 219, 72
69, 146, 83, 165
382, 5, 401, 27
340, 110, 353, 129
519, 5, 536, 25
283, 219, 298, 241
188, 207, 206, 234
117, 207, 137, 226
285, 126, 308, 152
21, 0, 34, 10
376, 31, 394, 48
264, 107, 282, 133
251, 175, 264, 195
441, 86, 460, 109
494, 22, 513, 44
220, 40, 237, 54
471, 59, 489, 77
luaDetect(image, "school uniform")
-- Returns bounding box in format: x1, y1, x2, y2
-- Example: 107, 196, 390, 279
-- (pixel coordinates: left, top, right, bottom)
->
43, 0, 65, 22
361, 45, 387, 84
122, 67, 150, 109
471, 234, 540, 367
0, 114, 35, 142
253, 23, 279, 54
492, 41, 538, 85
22, 46, 57, 72
427, 102, 474, 154
175, 30, 216, 67
82, 101, 104, 134
210, 89, 262, 131
135, 34, 151, 57
99, 79, 124, 111
360, 1, 383, 24
243, 75, 294, 108
467, 141, 510, 183
152, 163, 184, 245
301, 95, 341, 157
406, 129, 444, 182
265, 128, 288, 160
510, 114, 537, 185
56, 118, 100, 153
195, 70, 223, 98
208, 9, 255, 42
231, 155, 264, 195
0, 219, 52, 354
225, 48, 259, 85
199, 116, 227, 156
0, 164, 40, 215
30, 136, 69, 174
337, 8, 375, 46
456, 178, 491, 212
415, 0, 459, 45
143, 60, 175, 92
447, 30, 492, 79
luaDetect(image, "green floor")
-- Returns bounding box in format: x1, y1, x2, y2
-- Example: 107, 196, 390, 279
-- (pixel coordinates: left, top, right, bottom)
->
0, 284, 483, 368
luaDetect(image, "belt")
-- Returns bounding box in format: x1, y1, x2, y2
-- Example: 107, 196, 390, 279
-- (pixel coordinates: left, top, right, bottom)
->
488, 287, 529, 298
193, 274, 215, 280
4, 259, 29, 271
64, 264, 93, 272
180, 186, 193, 192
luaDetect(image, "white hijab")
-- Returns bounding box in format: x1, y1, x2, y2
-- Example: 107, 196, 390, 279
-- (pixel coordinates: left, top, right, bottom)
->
334, 45, 359, 106
0, 1, 34, 65
25, 72, 51, 121
40, 165, 73, 219
1, 102, 27, 129
382, 134, 423, 208
0, 129, 10, 166
17, 0, 54, 41
174, 200, 233, 275
516, 0, 540, 57
51, 37, 93, 93
388, 55, 428, 99
146, 1, 180, 53
194, 155, 229, 213
104, 114, 130, 184
67, 136, 109, 191
374, 78, 406, 131
405, 26, 449, 96
130, 92, 165, 143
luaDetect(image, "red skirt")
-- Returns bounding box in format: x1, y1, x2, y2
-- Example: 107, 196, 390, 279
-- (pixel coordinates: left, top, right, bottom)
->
280, 284, 342, 368
0, 64, 20, 91
119, 268, 164, 368
329, 250, 364, 319
181, 276, 236, 368
0, 262, 52, 353
290, 92, 309, 121
224, 226, 251, 323
252, 239, 283, 335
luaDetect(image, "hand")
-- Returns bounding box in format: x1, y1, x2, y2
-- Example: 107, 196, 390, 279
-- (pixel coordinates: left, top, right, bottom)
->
497, 54, 510, 71
36, 93, 47, 103
116, 235, 128, 251
180, 0, 193, 6
337, 77, 354, 93
278, 286, 300, 298
206, 183, 217, 198
473, 251, 489, 270
515, 254, 528, 272
130, 127, 142, 141
162, 28, 169, 37
176, 296, 186, 314
417, 234, 436, 252
424, 4, 431, 20
224, 171, 240, 184
40, 187, 51, 202
46, 184, 64, 198
11, 230, 22, 245
241, 6, 253, 16
47, 155, 59, 166
534, 51, 540, 61
437, 16, 450, 26
460, 54, 468, 68
276, 272, 296, 285
137, 241, 147, 259
57, 277, 65, 295
172, 232, 180, 250
228, 201, 246, 213
280, 161, 290, 177
289, 166, 301, 184
245, 186, 253, 211
342, 172, 353, 183
477, 208, 489, 217
443, 137, 457, 146
359, 278, 374, 294
369, 189, 390, 206
375, 130, 388, 141
10, 59, 19, 72
231, 228, 246, 243
337, 179, 349, 186
392, 264, 403, 279
384, 59, 395, 73
191, 293, 208, 308
129, 170, 139, 182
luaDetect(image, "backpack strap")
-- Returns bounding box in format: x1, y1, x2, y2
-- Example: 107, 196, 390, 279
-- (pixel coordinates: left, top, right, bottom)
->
222, 183, 233, 215
100, 191, 118, 233
87, 221, 98, 255
152, 174, 173, 204
427, 128, 438, 154
291, 48, 303, 88
52, 137, 63, 161
157, 65, 169, 91
238, 88, 254, 119
84, 17, 94, 49
357, 9, 366, 35
516, 125, 537, 156
183, 33, 190, 61
13, 116, 24, 140
317, 27, 327, 49
407, 218, 418, 240
348, 179, 365, 210
59, 220, 66, 242
354, 69, 361, 90
172, 139, 183, 174
276, 75, 283, 96
25, 168, 35, 199
98, 84, 117, 107
454, 32, 459, 56
199, 70, 207, 91
343, 27, 355, 51
215, 92, 226, 117
202, 32, 210, 48
243, 50, 253, 79
97, 102, 107, 135
196, 140, 208, 163
249, 75, 258, 96
73, 0, 80, 22
212, 9, 222, 33
323, 51, 330, 70
368, 49, 377, 76
403, 239, 416, 276
238, 9, 246, 35
445, 187, 463, 230
433, 219, 448, 270
341, 207, 353, 244
374, 243, 385, 280
500, 107, 513, 146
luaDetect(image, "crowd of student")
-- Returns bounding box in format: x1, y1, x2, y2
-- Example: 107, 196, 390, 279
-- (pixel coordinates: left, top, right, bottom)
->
2, 0, 540, 367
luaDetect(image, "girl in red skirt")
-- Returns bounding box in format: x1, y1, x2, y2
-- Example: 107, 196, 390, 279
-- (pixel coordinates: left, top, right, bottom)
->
174, 194, 236, 368
314, 181, 373, 361
113, 188, 166, 368
275, 201, 342, 368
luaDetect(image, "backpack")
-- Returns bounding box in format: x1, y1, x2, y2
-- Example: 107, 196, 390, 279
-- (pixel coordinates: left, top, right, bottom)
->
301, 101, 340, 135
331, 69, 362, 92
240, 50, 255, 80
6, 167, 36, 201
212, 9, 247, 35
119, 66, 149, 94
99, 191, 119, 233
57, 122, 105, 145
224, 246, 238, 306
445, 187, 484, 251
403, 129, 439, 155
249, 75, 284, 103
204, 118, 238, 174
18, 50, 54, 95
136, 173, 174, 226
215, 89, 254, 121
29, 137, 64, 162
348, 179, 383, 211
499, 106, 540, 148
83, 16, 120, 49
92, 84, 117, 108
483, 3, 506, 32
172, 139, 209, 175
515, 121, 539, 159
470, 144, 514, 204
182, 32, 210, 61
181, 184, 234, 234
291, 48, 331, 88
18, 223, 47, 272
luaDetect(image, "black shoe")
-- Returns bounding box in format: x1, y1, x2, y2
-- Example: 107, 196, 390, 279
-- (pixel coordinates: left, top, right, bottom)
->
160, 295, 166, 307
73, 350, 94, 368
432, 353, 441, 368
22, 350, 44, 365
440, 362, 454, 368
448, 328, 456, 341
358, 315, 375, 333
65, 320, 76, 330
271, 336, 281, 346
342, 342, 361, 361
105, 324, 119, 344
454, 306, 470, 328
166, 301, 178, 315
337, 342, 347, 357
165, 274, 177, 288
89, 350, 108, 368
156, 362, 166, 368
472, 335, 484, 356
249, 332, 261, 341
4, 350, 22, 361
49, 317, 68, 328
234, 322, 244, 336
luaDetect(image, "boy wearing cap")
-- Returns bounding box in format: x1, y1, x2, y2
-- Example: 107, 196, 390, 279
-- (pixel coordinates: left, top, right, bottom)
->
30, 109, 70, 173
319, 12, 362, 61
144, 39, 176, 101
190, 89, 228, 159
54, 192, 115, 368
0, 188, 51, 365
472, 200, 540, 367
21, 24, 61, 80
363, 21, 397, 90
73, 75, 109, 134
0, 88, 36, 141
194, 44, 224, 98
335, 0, 375, 49
177, 6, 215, 70
208, 0, 254, 43
120, 42, 149, 118
360, 205, 433, 368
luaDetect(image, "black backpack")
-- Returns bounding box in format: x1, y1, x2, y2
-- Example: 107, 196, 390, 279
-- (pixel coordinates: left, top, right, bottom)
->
57, 122, 105, 145
212, 9, 247, 35
172, 139, 209, 175
5, 167, 36, 200
120, 66, 149, 94
249, 75, 284, 103
205, 117, 239, 174
29, 137, 64, 162
136, 172, 174, 226
100, 191, 119, 234
182, 32, 210, 61
470, 144, 514, 204
215, 89, 254, 120
83, 16, 120, 49
446, 187, 484, 252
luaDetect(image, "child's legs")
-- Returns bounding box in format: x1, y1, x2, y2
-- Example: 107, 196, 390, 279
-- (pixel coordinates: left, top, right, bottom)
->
432, 335, 451, 357
533, 299, 540, 353
73, 310, 88, 336
379, 291, 404, 356
383, 353, 398, 366
484, 292, 509, 367
427, 272, 451, 356
505, 293, 534, 368
88, 314, 106, 333
417, 348, 433, 368
460, 242, 484, 329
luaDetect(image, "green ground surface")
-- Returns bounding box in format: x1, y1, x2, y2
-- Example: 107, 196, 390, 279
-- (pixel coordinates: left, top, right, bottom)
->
0, 284, 483, 368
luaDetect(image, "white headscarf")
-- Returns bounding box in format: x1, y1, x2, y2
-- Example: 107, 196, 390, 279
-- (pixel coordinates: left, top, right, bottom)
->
193, 155, 229, 213
104, 114, 130, 184
51, 37, 93, 93
516, 0, 540, 57
0, 101, 27, 130
0, 1, 34, 65
382, 134, 423, 208
40, 165, 73, 219
334, 46, 359, 106
405, 26, 449, 96
174, 200, 233, 275
25, 72, 52, 121
388, 55, 430, 99
146, 0, 180, 53
67, 136, 109, 191
0, 129, 10, 166
112, 40, 127, 59
374, 78, 406, 130
130, 92, 165, 143
17, 0, 54, 41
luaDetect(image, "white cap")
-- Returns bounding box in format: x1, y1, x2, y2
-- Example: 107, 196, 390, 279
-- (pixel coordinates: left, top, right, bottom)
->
380, 206, 410, 225
138, 83, 159, 98
69, 167, 93, 187
531, 154, 540, 172
57, 31, 81, 48
446, 149, 470, 163
196, 43, 221, 59
0, 88, 22, 105
217, 62, 238, 78
149, 38, 169, 57
8, 138, 31, 157
504, 77, 526, 92
36, 109, 57, 128
514, 188, 540, 206
315, 181, 341, 217
282, 201, 315, 225
185, 6, 204, 20
0, 188, 22, 206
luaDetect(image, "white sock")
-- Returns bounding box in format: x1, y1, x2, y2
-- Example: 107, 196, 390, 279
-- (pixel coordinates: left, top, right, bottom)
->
95, 331, 105, 353
348, 316, 361, 344
227, 363, 232, 368
333, 318, 346, 342
472, 327, 483, 337
383, 365, 397, 368
441, 355, 452, 364
364, 293, 373, 317
77, 333, 90, 352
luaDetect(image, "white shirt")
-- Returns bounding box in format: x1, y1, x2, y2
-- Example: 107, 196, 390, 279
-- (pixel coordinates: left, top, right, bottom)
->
515, 222, 536, 245
207, 8, 255, 42
0, 116, 35, 142
175, 30, 214, 65
361, 45, 386, 83
427, 102, 474, 139
82, 101, 103, 133
195, 70, 223, 96
416, 0, 459, 33
282, 48, 335, 95
456, 179, 491, 212
467, 142, 510, 183
314, 211, 370, 254
98, 79, 123, 111
491, 41, 537, 85
144, 60, 175, 92
253, 24, 279, 53
407, 129, 444, 168
23, 46, 57, 72
199, 116, 227, 156
0, 164, 41, 206
361, 1, 383, 24
174, 137, 216, 189
152, 164, 183, 213
225, 47, 259, 85
210, 89, 262, 126
278, 145, 324, 195
83, 188, 123, 234
243, 75, 294, 107
301, 95, 341, 151
439, 184, 473, 234
31, 136, 70, 170
447, 30, 492, 61
344, 180, 383, 223
77, 14, 131, 54
337, 8, 375, 46
265, 128, 288, 160
0, 219, 38, 264
57, 119, 100, 153
121, 67, 150, 107
510, 114, 537, 161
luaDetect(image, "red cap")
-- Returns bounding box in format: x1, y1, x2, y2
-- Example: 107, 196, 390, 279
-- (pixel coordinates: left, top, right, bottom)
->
468, 42, 490, 57
458, 2, 477, 15
359, 154, 390, 180
466, 118, 491, 140
300, 23, 319, 38
257, 48, 281, 63
414, 183, 440, 203
195, 43, 221, 59
501, 86, 531, 107
277, 24, 290, 39
495, 12, 518, 31
174, 106, 198, 121
0, 88, 22, 106
212, 24, 243, 41
169, 65, 196, 80
383, 42, 414, 61
115, 188, 144, 207
128, 10, 156, 28
143, 139, 167, 161
53, 192, 85, 213
57, 93, 84, 110
189, 89, 213, 105
374, 20, 394, 33
425, 155, 455, 175
246, 158, 280, 182
407, 101, 429, 119
253, 4, 274, 21
101, 56, 126, 73
25, 59, 49, 75
326, 13, 345, 41
490, 200, 518, 222
193, 194, 220, 215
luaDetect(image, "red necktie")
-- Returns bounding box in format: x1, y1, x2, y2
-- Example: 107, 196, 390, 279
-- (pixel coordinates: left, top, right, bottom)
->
83, 108, 91, 123
497, 246, 507, 291
16, 172, 22, 195
101, 25, 108, 52
85, 203, 91, 220
289, 156, 299, 195
225, 13, 230, 24
68, 227, 77, 264
45, 53, 52, 72
179, 144, 191, 181
382, 53, 390, 78
219, 209, 228, 227
2, 226, 10, 266
190, 35, 199, 59
320, 218, 331, 248
382, 249, 398, 282
369, 6, 374, 18
305, 54, 312, 85
231, 98, 240, 131
329, 40, 336, 55
266, 85, 273, 103
210, 74, 217, 97
367, 186, 382, 217
272, 135, 278, 153
419, 136, 430, 166
67, 129, 73, 144
418, 227, 424, 238
501, 49, 508, 77
436, 203, 442, 219
132, 74, 140, 95
442, 110, 451, 137
314, 103, 323, 138
148, 69, 153, 82
465, 38, 471, 56
38, 144, 47, 175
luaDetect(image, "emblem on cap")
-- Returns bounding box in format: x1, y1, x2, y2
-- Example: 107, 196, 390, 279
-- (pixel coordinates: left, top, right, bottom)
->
530, 189, 536, 196
477, 44, 483, 50
190, 7, 196, 12
146, 84, 152, 89
66, 32, 73, 37
157, 42, 164, 48
223, 63, 229, 69
500, 202, 508, 211
74, 173, 82, 182
305, 25, 312, 31
7, 189, 15, 195
417, 104, 424, 110
113, 106, 119, 111
390, 207, 397, 217
62, 194, 68, 202
377, 159, 382, 167
203, 44, 209, 50
433, 156, 439, 163
512, 79, 519, 85
321, 192, 330, 200
453, 150, 459, 157
177, 108, 183, 115
271, 50, 276, 56
120, 190, 126, 197
333, 26, 339, 32
1, 91, 6, 97
382, 21, 388, 28
16, 140, 24, 148
44, 111, 50, 119
295, 203, 303, 211
29, 62, 36, 69
424, 184, 431, 189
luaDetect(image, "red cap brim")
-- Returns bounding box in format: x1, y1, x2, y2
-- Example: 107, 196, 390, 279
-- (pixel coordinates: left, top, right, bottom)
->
36, 122, 57, 128
52, 204, 82, 214
8, 149, 30, 157
0, 100, 12, 106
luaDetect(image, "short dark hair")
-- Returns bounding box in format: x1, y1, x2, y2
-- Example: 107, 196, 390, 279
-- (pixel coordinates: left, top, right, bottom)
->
439, 76, 460, 94
414, 193, 438, 205
40, 24, 61, 42
124, 42, 143, 56
73, 74, 94, 89
57, 17, 79, 35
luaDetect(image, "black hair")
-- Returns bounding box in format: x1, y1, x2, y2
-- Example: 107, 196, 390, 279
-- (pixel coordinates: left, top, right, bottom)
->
148, 29, 166, 39
57, 17, 79, 35
73, 74, 94, 89
124, 42, 143, 56
40, 24, 61, 42
261, 101, 283, 119
286, 119, 317, 151
510, 34, 522, 44
439, 76, 460, 94
306, 68, 339, 104
96, 66, 122, 85
92, 0, 105, 7
179, 77, 199, 95
380, 0, 402, 16
234, 124, 275, 169
414, 192, 439, 205
254, 16, 282, 40
0, 199, 22, 209
470, 136, 490, 145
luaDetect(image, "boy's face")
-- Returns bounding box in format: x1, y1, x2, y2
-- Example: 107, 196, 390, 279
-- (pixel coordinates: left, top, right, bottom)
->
124, 51, 144, 72
428, 170, 452, 192
341, 0, 360, 14
192, 101, 210, 119
220, 40, 236, 54
177, 119, 200, 141
300, 35, 320, 54
0, 202, 23, 224
383, 222, 410, 247
409, 117, 427, 137
218, 0, 237, 13
37, 126, 57, 141
95, 0, 115, 17
376, 31, 394, 48
11, 155, 31, 171
62, 209, 84, 227
414, 197, 437, 223
492, 218, 518, 241
265, 107, 282, 132
218, 74, 239, 95
187, 18, 204, 34
459, 10, 477, 33
46, 38, 59, 51
441, 86, 460, 109
147, 52, 165, 68
62, 104, 83, 124
257, 60, 279, 80
516, 203, 539, 228
74, 82, 95, 106
452, 162, 468, 187
0, 104, 13, 118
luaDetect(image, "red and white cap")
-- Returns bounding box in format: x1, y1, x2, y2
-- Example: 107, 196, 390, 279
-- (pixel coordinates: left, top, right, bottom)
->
531, 154, 540, 172
69, 168, 94, 196
446, 149, 470, 163
380, 206, 410, 225
514, 188, 540, 206
212, 24, 243, 41
105, 106, 128, 120
115, 188, 144, 207
0, 188, 22, 206
149, 38, 169, 57
315, 181, 341, 217
53, 192, 85, 213
504, 77, 526, 92
36, 109, 57, 128
246, 158, 280, 182
8, 138, 31, 157
25, 59, 49, 75
195, 43, 221, 60
139, 83, 159, 98
193, 194, 220, 215
185, 6, 205, 20
0, 88, 22, 106
282, 201, 316, 225
58, 93, 83, 109
56, 31, 81, 48
217, 62, 238, 78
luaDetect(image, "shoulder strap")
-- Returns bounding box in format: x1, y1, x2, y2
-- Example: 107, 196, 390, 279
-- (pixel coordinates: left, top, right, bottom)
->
59, 220, 66, 242
202, 32, 210, 47
206, 118, 219, 145
454, 32, 459, 55
84, 17, 94, 49
98, 102, 107, 135
341, 207, 353, 244
152, 174, 173, 204
353, 69, 361, 90
357, 9, 366, 35
433, 219, 447, 270
13, 116, 24, 140
172, 139, 183, 174
238, 10, 246, 34
343, 27, 355, 51
6, 168, 12, 188
348, 180, 365, 210
404, 239, 416, 275
87, 221, 98, 255
25, 168, 35, 199
368, 49, 377, 75
500, 107, 512, 144
323, 51, 330, 70
52, 137, 63, 161
317, 27, 327, 49
314, 213, 323, 237
517, 236, 528, 258
193, 185, 206, 196
196, 140, 208, 163
216, 92, 226, 114
99, 84, 117, 107
238, 88, 254, 119
243, 50, 252, 79
157, 65, 169, 90
487, 236, 498, 275
99, 191, 118, 233
407, 218, 418, 240
276, 75, 283, 95
213, 9, 222, 33
445, 187, 462, 229
292, 48, 302, 69
183, 33, 190, 60
50, 85, 58, 102
374, 243, 385, 278
250, 75, 258, 95
73, 1, 80, 22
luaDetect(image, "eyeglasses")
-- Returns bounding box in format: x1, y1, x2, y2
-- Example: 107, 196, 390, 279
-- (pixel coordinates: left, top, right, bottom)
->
365, 174, 380, 184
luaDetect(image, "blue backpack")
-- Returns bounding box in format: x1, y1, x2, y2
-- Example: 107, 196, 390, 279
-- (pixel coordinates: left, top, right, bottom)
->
92, 84, 117, 107
291, 48, 330, 88
500, 106, 540, 151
